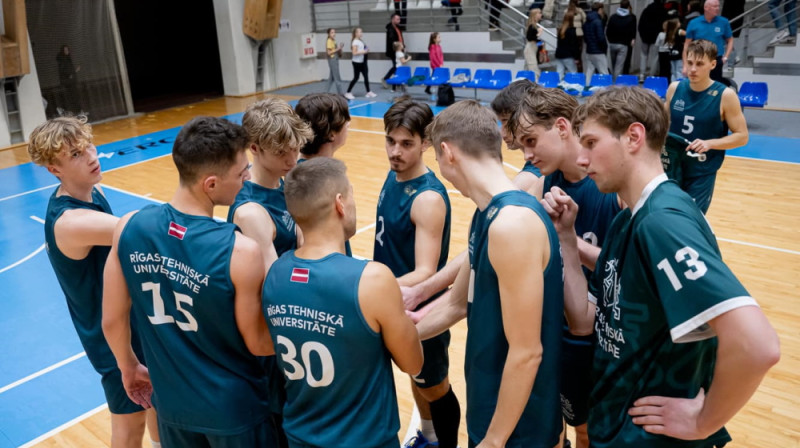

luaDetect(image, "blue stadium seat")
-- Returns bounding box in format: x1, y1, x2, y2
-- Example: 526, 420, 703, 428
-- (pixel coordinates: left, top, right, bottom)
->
464, 69, 492, 89
738, 82, 768, 107
408, 67, 431, 86
563, 72, 586, 96
538, 71, 559, 88
615, 74, 638, 86
584, 74, 613, 96
423, 67, 451, 86
515, 70, 537, 83
450, 68, 471, 87
486, 70, 512, 90
643, 76, 669, 98
386, 66, 411, 86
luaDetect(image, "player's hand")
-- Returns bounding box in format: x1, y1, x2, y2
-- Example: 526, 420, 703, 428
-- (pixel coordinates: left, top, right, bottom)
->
121, 363, 153, 409
475, 438, 502, 448
405, 309, 423, 324
629, 388, 711, 440
541, 186, 579, 236
686, 139, 711, 154
401, 284, 427, 311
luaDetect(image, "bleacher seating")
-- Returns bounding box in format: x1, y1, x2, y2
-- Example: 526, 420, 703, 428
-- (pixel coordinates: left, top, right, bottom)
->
449, 68, 471, 87
515, 70, 537, 83
423, 67, 450, 87
409, 67, 431, 86
563, 72, 586, 96
738, 82, 769, 107
615, 74, 638, 86
486, 70, 512, 90
463, 69, 492, 89
584, 74, 613, 96
386, 66, 411, 86
643, 76, 669, 98
538, 71, 559, 88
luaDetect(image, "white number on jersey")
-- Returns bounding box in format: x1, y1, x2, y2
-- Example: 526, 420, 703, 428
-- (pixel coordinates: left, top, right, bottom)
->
681, 115, 695, 135
276, 335, 335, 387
142, 282, 199, 332
656, 246, 708, 291
375, 216, 385, 247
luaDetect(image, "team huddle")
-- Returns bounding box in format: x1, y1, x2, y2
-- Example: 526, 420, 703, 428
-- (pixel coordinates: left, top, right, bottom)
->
29, 38, 778, 448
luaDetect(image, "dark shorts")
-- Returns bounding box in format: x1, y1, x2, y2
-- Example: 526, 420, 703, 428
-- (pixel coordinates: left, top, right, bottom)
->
681, 173, 717, 214
101, 368, 146, 415
289, 435, 399, 448
413, 330, 451, 389
560, 330, 594, 427
158, 418, 278, 448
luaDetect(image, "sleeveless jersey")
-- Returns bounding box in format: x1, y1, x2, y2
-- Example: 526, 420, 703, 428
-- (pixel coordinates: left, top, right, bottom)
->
521, 160, 542, 177
264, 252, 400, 448
44, 188, 142, 374
466, 190, 564, 447
587, 175, 755, 447
118, 204, 269, 435
668, 80, 728, 177
373, 169, 451, 295
227, 179, 296, 256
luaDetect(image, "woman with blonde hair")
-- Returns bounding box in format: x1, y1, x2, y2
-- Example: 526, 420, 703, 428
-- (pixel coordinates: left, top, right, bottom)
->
524, 8, 543, 75
325, 28, 346, 97
346, 27, 376, 99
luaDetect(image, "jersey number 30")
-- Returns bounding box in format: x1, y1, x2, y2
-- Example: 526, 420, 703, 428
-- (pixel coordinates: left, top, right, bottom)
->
656, 246, 708, 291
277, 335, 335, 387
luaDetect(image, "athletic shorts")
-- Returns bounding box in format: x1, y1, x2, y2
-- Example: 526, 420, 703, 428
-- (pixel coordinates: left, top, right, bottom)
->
158, 418, 278, 448
412, 330, 451, 389
101, 368, 146, 415
289, 435, 399, 448
681, 173, 717, 214
560, 330, 595, 427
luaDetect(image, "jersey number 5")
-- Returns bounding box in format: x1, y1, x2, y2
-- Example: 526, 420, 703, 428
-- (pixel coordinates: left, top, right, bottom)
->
656, 246, 708, 291
277, 335, 335, 387
681, 115, 695, 135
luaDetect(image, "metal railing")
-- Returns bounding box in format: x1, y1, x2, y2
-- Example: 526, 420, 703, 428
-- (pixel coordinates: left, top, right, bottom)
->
729, 0, 798, 64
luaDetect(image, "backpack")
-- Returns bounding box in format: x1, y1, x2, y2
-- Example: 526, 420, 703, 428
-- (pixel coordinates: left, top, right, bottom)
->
437, 83, 455, 106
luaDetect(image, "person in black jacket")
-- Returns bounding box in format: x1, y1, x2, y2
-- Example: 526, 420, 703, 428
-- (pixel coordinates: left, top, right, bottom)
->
556, 11, 582, 78
584, 2, 609, 80
382, 13, 404, 88
638, 0, 667, 79
606, 0, 637, 80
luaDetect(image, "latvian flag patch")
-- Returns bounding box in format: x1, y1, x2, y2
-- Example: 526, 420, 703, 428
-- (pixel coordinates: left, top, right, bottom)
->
290, 267, 310, 283
168, 221, 187, 240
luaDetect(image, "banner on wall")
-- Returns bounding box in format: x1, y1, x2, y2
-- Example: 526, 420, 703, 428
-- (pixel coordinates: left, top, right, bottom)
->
301, 33, 316, 58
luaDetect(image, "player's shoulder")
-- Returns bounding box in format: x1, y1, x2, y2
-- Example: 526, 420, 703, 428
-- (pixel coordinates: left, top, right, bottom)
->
635, 182, 705, 229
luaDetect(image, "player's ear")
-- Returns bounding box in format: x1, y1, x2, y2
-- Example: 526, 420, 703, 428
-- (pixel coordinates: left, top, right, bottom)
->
555, 117, 571, 139
46, 164, 62, 178
626, 123, 646, 152
334, 192, 345, 217
440, 141, 456, 163
202, 174, 218, 193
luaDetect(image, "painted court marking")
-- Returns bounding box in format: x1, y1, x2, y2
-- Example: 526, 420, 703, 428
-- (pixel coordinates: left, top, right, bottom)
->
0, 353, 87, 395
18, 404, 108, 448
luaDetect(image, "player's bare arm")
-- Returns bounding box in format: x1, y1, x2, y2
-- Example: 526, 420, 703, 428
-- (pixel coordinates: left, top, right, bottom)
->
686, 88, 749, 153
54, 208, 119, 259
577, 237, 601, 272
359, 261, 424, 375
401, 249, 465, 310
666, 82, 679, 113
397, 190, 447, 288
102, 212, 153, 409
630, 305, 779, 439
512, 170, 540, 193
478, 206, 547, 448
541, 187, 594, 334
231, 232, 274, 357
233, 202, 280, 271
416, 254, 470, 341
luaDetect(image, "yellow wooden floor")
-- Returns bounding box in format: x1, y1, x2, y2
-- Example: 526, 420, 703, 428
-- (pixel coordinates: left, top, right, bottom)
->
6, 93, 799, 448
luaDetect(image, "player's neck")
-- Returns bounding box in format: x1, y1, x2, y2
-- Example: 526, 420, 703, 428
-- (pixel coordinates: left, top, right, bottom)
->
57, 178, 95, 202
395, 162, 427, 182
619, 155, 664, 210
169, 186, 215, 218
313, 144, 337, 159
462, 158, 516, 210
689, 76, 714, 92
250, 163, 281, 189
294, 226, 348, 259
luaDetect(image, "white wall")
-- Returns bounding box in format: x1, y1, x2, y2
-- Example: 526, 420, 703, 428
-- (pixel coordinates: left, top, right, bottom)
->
1, 34, 47, 146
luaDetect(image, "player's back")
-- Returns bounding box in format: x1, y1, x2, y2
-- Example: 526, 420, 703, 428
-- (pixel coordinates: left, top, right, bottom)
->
264, 251, 400, 448
227, 180, 297, 256
117, 203, 269, 435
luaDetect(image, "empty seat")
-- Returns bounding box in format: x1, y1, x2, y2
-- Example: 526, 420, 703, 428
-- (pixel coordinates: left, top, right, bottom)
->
408, 67, 431, 86
450, 68, 471, 87
464, 69, 492, 89
538, 71, 559, 88
515, 70, 537, 83
563, 72, 586, 96
738, 81, 768, 107
386, 66, 411, 86
643, 76, 669, 98
423, 67, 451, 86
615, 74, 638, 86
486, 69, 512, 90
584, 73, 613, 96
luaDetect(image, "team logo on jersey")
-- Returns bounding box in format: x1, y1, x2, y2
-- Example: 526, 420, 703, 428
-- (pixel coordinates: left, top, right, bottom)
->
487, 206, 499, 221
290, 267, 310, 283
602, 259, 621, 321
282, 211, 294, 230
378, 189, 386, 207
168, 221, 187, 240
709, 90, 719, 97
673, 99, 685, 112
404, 185, 417, 197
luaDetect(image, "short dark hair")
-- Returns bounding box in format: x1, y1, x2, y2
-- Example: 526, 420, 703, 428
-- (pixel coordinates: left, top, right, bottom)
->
294, 93, 351, 156
426, 100, 502, 161
620, 0, 630, 9
384, 98, 434, 139
490, 79, 537, 117
592, 1, 603, 11
572, 86, 669, 151
285, 157, 350, 227
172, 116, 249, 184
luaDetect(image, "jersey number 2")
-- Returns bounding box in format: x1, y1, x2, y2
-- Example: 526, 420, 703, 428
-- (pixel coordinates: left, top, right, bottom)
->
277, 335, 334, 387
375, 216, 385, 247
656, 246, 708, 291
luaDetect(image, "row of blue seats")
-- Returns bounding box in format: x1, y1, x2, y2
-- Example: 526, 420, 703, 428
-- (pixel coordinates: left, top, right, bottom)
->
386, 67, 769, 106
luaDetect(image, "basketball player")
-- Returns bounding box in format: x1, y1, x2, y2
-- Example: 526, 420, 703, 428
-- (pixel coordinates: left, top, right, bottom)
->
545, 86, 779, 447
372, 99, 460, 448
419, 100, 564, 448
28, 116, 159, 448
665, 39, 748, 213
263, 157, 424, 447
103, 117, 278, 447
506, 87, 623, 448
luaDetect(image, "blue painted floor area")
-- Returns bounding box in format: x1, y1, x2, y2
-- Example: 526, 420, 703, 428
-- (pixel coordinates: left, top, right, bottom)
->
0, 98, 796, 447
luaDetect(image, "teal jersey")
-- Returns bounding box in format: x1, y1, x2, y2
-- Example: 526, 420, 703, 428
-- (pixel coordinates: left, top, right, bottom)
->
466, 190, 564, 447
521, 160, 542, 177
587, 175, 756, 448
227, 179, 296, 256
264, 252, 400, 448
44, 188, 142, 374
118, 204, 269, 435
668, 80, 728, 177
373, 169, 451, 290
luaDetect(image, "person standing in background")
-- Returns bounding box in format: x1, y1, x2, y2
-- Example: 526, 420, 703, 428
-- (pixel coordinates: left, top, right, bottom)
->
638, 0, 667, 80
606, 0, 637, 80
683, 0, 733, 83
426, 32, 443, 96
584, 2, 610, 80
325, 28, 346, 97
524, 9, 543, 76
346, 27, 377, 99
383, 14, 404, 89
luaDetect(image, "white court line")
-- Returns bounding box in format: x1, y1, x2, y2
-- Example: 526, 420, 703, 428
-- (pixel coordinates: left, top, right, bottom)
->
0, 352, 87, 395
0, 244, 45, 274
718, 237, 800, 256
29, 215, 45, 224
0, 184, 58, 203
349, 128, 385, 136
348, 101, 378, 110
356, 222, 376, 235
19, 403, 108, 448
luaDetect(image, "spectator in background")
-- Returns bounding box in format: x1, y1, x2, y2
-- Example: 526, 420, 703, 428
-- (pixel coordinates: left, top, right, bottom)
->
767, 0, 797, 45
656, 15, 685, 80
346, 27, 376, 99
444, 0, 463, 31
487, 0, 506, 31
394, 0, 407, 30
325, 28, 346, 97
56, 45, 81, 114
638, 0, 667, 80
383, 13, 404, 89
556, 9, 582, 78
684, 0, 733, 83
584, 2, 609, 79
683, 0, 702, 26
606, 0, 637, 80
525, 8, 543, 76
426, 32, 443, 96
